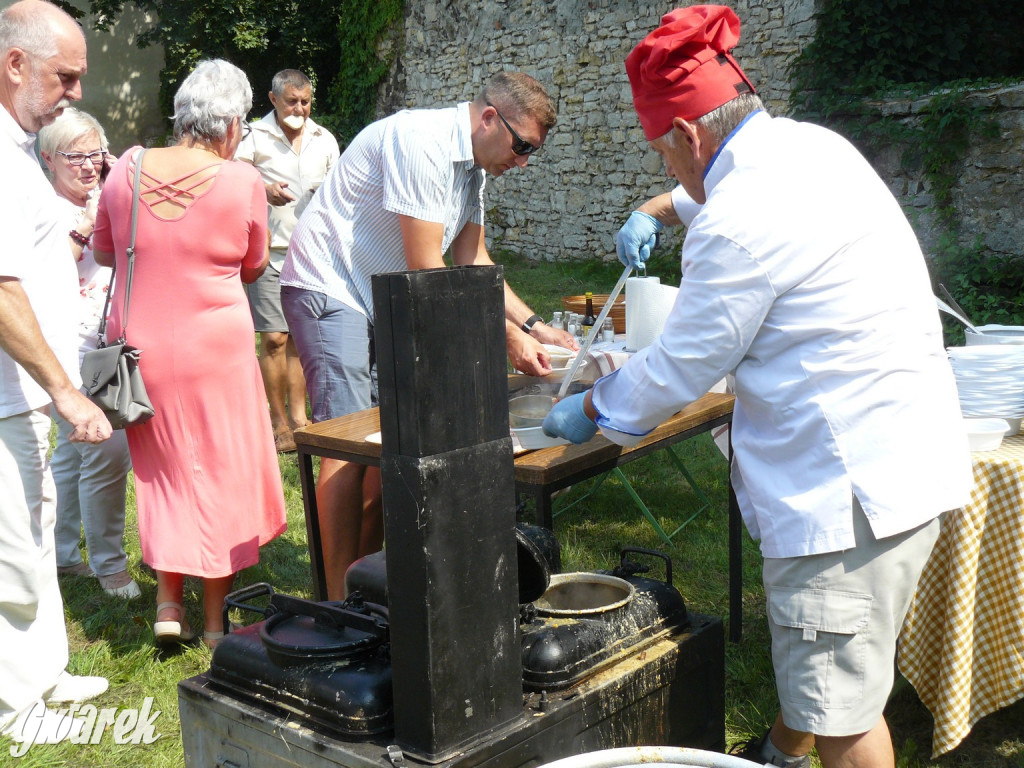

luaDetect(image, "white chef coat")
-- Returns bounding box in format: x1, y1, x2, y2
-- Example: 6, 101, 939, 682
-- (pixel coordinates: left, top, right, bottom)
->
592, 111, 972, 558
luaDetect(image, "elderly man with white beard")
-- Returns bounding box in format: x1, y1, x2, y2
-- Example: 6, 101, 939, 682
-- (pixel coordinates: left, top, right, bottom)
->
0, 0, 112, 747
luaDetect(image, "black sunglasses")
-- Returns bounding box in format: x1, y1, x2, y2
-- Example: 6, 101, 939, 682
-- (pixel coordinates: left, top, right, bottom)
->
486, 101, 539, 156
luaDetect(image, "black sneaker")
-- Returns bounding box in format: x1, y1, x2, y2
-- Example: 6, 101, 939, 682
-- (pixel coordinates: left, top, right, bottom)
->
729, 730, 811, 767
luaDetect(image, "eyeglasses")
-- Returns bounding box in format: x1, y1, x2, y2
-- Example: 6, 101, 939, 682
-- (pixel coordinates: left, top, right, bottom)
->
486, 102, 539, 156
240, 120, 252, 140
57, 150, 108, 166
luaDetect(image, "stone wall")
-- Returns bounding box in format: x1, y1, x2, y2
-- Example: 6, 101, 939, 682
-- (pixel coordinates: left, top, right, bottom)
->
391, 1, 1021, 264
394, 0, 816, 262
865, 84, 1024, 259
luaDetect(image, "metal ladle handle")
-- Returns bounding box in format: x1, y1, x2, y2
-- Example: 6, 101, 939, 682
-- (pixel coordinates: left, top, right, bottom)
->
556, 264, 632, 400
935, 296, 982, 335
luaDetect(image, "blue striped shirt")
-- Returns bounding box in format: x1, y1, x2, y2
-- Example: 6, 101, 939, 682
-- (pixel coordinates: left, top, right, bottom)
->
281, 102, 485, 319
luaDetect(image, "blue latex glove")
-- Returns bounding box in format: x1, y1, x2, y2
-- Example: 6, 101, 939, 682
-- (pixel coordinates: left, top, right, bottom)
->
615, 210, 664, 268
542, 393, 598, 444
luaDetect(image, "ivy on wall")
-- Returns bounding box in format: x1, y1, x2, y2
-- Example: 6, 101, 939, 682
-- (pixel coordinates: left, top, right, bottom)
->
327, 0, 404, 146
85, 0, 403, 147
788, 0, 1024, 331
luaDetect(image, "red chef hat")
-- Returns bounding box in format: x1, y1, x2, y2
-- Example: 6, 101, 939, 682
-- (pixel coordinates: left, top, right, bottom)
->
626, 5, 756, 139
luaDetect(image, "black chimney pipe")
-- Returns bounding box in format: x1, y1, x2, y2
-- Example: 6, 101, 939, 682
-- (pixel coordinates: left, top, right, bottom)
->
372, 265, 523, 763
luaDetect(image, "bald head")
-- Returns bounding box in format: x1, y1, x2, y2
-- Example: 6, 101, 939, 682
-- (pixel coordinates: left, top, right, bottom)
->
0, 0, 87, 133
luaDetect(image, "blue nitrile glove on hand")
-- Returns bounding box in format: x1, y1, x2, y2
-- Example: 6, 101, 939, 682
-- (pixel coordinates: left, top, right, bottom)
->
615, 210, 664, 269
542, 393, 599, 444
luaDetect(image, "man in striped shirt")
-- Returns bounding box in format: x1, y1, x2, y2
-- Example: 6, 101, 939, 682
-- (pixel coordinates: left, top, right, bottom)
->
281, 71, 574, 597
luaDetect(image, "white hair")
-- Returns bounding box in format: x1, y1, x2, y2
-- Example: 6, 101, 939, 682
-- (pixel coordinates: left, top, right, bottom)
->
38, 107, 108, 156
695, 94, 765, 145
172, 59, 253, 141
0, 1, 64, 60
657, 93, 766, 150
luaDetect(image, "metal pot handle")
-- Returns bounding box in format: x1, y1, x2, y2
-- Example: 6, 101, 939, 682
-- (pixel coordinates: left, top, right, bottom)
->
616, 547, 672, 587
222, 582, 276, 632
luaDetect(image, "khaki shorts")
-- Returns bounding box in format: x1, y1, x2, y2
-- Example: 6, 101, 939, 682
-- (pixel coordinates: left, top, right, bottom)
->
244, 262, 287, 333
762, 499, 940, 737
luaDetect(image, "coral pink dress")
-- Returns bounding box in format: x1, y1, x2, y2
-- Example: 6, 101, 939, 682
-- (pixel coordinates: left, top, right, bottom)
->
93, 147, 286, 578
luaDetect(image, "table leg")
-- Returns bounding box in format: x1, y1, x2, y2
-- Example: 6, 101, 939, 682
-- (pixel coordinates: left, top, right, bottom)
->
728, 440, 742, 643
297, 448, 328, 601
535, 488, 554, 530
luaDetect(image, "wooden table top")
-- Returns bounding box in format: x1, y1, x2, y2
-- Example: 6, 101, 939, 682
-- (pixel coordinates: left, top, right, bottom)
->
293, 391, 735, 484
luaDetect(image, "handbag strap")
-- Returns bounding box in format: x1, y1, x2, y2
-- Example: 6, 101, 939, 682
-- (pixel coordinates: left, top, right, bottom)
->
97, 147, 146, 347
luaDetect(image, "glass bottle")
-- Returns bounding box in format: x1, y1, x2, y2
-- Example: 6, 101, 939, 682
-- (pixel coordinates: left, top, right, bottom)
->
602, 317, 615, 342
551, 310, 564, 331
582, 291, 597, 327
566, 313, 578, 337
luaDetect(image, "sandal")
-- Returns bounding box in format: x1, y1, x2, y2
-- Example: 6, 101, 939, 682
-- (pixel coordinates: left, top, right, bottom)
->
203, 622, 241, 650
153, 601, 197, 647
274, 425, 296, 454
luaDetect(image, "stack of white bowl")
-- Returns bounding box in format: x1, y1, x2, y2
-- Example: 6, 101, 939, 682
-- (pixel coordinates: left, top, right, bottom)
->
948, 343, 1024, 433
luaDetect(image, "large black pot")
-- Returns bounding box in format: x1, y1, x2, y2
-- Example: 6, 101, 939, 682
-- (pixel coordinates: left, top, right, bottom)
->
209, 586, 394, 737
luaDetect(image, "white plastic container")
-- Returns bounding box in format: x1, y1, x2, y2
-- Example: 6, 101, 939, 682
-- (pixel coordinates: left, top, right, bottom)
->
964, 417, 1010, 451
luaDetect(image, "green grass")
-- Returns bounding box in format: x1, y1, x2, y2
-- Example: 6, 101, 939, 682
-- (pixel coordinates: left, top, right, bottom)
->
6, 253, 1023, 767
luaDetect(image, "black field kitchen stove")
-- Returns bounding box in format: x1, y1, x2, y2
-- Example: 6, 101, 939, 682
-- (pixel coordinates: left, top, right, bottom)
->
178, 267, 725, 768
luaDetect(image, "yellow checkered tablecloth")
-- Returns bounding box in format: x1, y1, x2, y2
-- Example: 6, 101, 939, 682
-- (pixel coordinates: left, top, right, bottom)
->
898, 434, 1024, 757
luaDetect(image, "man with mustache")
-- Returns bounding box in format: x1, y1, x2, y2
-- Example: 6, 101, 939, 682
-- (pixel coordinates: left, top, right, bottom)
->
0, 0, 111, 746
235, 69, 340, 454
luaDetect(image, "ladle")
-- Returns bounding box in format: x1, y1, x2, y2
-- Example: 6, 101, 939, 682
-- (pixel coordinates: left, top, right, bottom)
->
935, 296, 983, 335
557, 264, 632, 400
938, 284, 982, 333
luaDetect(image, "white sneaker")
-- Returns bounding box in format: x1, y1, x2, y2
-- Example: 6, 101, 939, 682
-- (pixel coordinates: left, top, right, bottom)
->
44, 672, 109, 704
2, 700, 84, 744
97, 570, 142, 599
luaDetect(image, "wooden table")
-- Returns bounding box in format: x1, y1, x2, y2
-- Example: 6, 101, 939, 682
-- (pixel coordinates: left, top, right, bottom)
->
294, 391, 743, 640
898, 434, 1024, 757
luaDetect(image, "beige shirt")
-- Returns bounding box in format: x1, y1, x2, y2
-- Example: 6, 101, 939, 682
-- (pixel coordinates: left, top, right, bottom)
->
235, 112, 339, 267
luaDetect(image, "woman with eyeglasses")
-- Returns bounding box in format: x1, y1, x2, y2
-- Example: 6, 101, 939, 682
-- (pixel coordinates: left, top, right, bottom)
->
92, 59, 286, 649
38, 108, 140, 601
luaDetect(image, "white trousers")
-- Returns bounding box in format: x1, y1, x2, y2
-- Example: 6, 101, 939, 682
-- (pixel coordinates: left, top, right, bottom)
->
0, 409, 69, 729
51, 412, 132, 576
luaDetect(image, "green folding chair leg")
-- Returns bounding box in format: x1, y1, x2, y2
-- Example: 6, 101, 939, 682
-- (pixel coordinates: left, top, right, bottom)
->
552, 443, 713, 545
551, 471, 612, 519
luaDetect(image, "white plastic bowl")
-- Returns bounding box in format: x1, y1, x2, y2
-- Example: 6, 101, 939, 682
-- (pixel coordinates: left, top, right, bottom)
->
543, 343, 576, 367
965, 325, 1024, 345
1002, 417, 1022, 435
964, 417, 1010, 451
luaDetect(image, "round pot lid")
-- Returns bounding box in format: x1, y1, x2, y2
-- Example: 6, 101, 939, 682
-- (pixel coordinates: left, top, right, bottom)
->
516, 523, 561, 603
260, 601, 386, 667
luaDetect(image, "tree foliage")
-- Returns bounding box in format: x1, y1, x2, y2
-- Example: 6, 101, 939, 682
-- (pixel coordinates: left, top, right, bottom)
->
790, 0, 1024, 119
85, 0, 403, 146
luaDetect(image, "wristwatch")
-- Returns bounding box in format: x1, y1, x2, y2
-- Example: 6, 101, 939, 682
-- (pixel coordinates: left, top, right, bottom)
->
521, 314, 543, 334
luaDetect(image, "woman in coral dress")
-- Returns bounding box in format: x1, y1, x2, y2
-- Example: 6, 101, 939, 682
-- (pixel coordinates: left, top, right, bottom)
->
93, 60, 286, 649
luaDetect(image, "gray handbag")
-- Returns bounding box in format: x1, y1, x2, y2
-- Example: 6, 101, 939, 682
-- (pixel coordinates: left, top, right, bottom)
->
80, 148, 155, 429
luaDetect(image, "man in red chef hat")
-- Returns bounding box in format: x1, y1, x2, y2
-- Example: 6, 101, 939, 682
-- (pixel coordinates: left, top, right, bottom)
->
543, 6, 972, 767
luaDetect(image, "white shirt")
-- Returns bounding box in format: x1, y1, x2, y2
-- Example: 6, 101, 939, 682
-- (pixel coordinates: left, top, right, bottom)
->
0, 108, 81, 418
53, 195, 113, 356
593, 111, 972, 558
281, 103, 485, 319
235, 113, 339, 266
